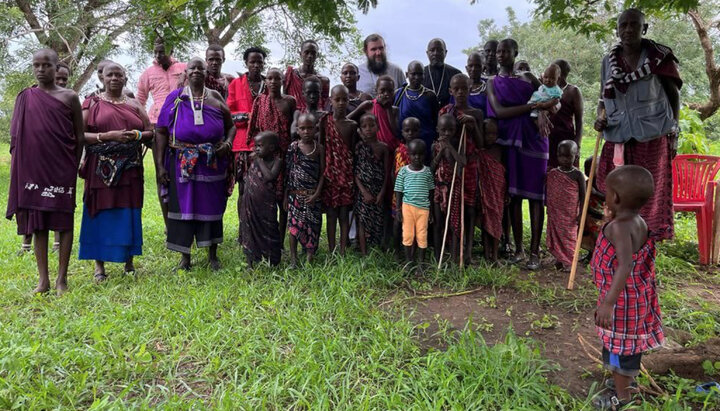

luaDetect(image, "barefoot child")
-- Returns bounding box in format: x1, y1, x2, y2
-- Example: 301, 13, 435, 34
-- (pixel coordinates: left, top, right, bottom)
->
7, 49, 84, 293
431, 114, 466, 261
527, 63, 562, 137
240, 132, 283, 268
247, 67, 296, 242
285, 113, 325, 266
441, 73, 484, 264
395, 139, 434, 270
592, 165, 663, 409
546, 140, 585, 271
355, 113, 391, 255
392, 117, 419, 253
322, 85, 358, 255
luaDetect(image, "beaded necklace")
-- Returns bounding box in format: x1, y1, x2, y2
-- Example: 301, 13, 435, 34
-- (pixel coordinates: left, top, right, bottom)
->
100, 92, 127, 105
399, 85, 427, 102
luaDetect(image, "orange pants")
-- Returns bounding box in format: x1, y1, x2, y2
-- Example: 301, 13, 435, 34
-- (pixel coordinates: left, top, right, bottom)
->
402, 203, 429, 248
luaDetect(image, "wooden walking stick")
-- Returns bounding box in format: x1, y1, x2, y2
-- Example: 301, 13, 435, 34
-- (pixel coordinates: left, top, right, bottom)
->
567, 109, 605, 289
438, 125, 466, 269
459, 135, 467, 269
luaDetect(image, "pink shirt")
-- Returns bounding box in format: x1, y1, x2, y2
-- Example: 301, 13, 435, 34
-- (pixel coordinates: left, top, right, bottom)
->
136, 59, 187, 123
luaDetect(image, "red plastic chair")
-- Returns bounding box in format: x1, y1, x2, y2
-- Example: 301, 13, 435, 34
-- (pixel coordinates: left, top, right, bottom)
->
672, 154, 720, 265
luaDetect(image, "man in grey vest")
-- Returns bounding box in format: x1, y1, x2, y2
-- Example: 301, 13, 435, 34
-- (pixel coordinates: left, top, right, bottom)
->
594, 8, 681, 241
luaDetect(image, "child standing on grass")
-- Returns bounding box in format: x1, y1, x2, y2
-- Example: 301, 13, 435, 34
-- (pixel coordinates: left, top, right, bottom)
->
392, 117, 419, 254
394, 139, 434, 271
354, 113, 391, 255
285, 113, 325, 268
546, 140, 585, 271
592, 165, 663, 409
240, 132, 283, 268
431, 114, 465, 261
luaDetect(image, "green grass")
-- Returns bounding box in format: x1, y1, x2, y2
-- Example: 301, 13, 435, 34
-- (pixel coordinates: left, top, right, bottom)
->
0, 145, 579, 409
0, 143, 718, 409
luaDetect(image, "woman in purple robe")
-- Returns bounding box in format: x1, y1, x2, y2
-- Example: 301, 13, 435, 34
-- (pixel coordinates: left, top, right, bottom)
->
487, 39, 559, 270
155, 58, 236, 270
79, 62, 153, 282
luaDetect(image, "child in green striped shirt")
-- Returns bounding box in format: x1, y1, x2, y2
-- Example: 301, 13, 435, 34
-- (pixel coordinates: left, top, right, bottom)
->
394, 139, 434, 272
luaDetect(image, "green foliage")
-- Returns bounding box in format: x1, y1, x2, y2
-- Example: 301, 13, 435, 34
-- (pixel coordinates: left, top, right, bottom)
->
532, 0, 700, 39
678, 105, 710, 154
468, 7, 608, 139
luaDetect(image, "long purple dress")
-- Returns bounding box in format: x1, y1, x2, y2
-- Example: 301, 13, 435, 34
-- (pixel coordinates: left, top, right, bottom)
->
157, 88, 230, 253
487, 75, 548, 201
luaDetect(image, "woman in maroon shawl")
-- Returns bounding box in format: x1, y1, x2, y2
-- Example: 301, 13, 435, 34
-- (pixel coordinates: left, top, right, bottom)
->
155, 58, 236, 271
6, 49, 84, 294
487, 39, 559, 269
79, 62, 153, 282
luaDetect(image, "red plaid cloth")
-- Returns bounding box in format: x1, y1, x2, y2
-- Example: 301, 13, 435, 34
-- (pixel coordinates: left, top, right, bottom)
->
545, 168, 580, 266
439, 104, 479, 206
477, 151, 505, 240
322, 116, 354, 208
283, 67, 328, 113
391, 143, 410, 212
433, 142, 461, 232
592, 227, 664, 356
596, 134, 675, 241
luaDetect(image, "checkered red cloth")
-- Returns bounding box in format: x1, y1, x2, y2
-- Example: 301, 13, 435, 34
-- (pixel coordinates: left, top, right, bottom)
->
546, 168, 579, 267
592, 227, 664, 356
596, 134, 675, 241
477, 151, 505, 240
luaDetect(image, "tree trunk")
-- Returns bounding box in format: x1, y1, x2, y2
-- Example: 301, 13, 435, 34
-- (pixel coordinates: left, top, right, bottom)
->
687, 10, 720, 120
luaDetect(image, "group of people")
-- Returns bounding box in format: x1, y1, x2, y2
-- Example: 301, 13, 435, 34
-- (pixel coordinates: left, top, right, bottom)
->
7, 8, 680, 409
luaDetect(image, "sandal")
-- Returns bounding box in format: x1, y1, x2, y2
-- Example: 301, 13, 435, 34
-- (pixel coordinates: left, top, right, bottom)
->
526, 254, 541, 270
591, 390, 635, 410
507, 252, 525, 265
94, 272, 108, 283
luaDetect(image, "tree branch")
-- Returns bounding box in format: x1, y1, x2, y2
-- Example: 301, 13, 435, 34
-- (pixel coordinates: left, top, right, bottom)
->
15, 0, 49, 45
687, 9, 720, 119
216, 3, 278, 46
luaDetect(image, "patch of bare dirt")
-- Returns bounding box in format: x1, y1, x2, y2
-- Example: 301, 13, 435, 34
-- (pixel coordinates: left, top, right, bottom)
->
390, 266, 720, 398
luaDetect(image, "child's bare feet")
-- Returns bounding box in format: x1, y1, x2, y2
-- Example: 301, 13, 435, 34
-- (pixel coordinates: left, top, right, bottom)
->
33, 283, 50, 294
55, 278, 68, 294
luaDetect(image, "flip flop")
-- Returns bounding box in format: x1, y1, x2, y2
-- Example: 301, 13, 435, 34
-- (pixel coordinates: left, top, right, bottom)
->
695, 381, 720, 394
94, 272, 108, 283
